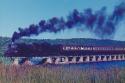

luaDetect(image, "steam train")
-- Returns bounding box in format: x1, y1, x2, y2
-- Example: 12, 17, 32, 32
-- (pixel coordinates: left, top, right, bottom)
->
4, 42, 125, 65
5, 42, 125, 57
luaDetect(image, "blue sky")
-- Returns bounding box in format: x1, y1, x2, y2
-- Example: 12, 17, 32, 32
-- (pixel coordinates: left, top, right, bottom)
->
0, 0, 125, 40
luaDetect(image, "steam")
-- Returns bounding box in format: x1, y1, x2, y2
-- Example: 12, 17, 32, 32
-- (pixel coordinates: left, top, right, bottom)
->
12, 2, 125, 42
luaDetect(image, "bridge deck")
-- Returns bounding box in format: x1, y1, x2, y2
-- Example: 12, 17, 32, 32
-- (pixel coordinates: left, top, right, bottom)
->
12, 54, 125, 65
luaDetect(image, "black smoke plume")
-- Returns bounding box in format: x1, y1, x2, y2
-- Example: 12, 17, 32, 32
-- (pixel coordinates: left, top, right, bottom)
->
12, 2, 125, 42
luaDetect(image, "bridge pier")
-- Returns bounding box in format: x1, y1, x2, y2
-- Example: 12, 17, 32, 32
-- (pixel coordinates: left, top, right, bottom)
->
122, 55, 125, 60
13, 58, 19, 65
97, 56, 102, 61
79, 56, 83, 62
55, 57, 60, 64
103, 56, 107, 61
86, 56, 90, 62
92, 56, 96, 61
118, 55, 121, 60
64, 57, 69, 63
108, 56, 112, 61
46, 57, 53, 63
72, 57, 76, 63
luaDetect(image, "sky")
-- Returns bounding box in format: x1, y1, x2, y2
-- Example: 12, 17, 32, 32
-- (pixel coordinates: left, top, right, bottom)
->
0, 0, 125, 41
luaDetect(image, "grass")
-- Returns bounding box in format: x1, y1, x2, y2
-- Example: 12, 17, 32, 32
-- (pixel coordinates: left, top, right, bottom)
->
0, 63, 125, 83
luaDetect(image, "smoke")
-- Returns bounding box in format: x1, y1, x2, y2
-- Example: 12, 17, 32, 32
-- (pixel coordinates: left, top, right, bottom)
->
114, 19, 125, 41
11, 2, 125, 42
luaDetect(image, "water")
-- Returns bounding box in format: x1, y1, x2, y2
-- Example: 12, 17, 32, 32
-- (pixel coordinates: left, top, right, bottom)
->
49, 61, 125, 69
76, 61, 125, 69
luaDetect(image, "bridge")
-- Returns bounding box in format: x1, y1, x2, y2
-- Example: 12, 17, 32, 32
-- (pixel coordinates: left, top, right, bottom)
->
45, 54, 125, 64
13, 54, 125, 65
5, 42, 125, 65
